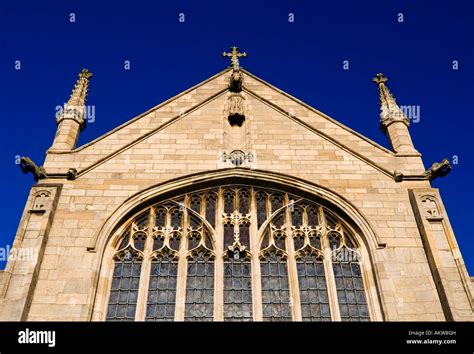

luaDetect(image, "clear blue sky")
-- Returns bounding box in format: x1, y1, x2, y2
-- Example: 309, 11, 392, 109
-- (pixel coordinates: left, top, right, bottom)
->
0, 0, 472, 273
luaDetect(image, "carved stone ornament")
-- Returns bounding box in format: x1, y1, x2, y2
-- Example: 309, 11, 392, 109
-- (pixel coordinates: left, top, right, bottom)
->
423, 159, 452, 181
228, 69, 244, 93
223, 93, 247, 123
19, 157, 47, 181
222, 150, 254, 167
31, 190, 51, 212
420, 195, 441, 219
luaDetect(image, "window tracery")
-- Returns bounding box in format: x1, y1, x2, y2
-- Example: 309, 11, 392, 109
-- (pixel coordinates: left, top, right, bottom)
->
105, 185, 372, 321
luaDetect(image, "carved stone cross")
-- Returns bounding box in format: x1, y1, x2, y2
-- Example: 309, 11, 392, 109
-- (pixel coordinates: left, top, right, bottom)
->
222, 46, 248, 69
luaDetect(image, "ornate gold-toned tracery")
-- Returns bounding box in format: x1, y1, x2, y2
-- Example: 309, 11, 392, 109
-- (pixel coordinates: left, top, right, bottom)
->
105, 185, 371, 321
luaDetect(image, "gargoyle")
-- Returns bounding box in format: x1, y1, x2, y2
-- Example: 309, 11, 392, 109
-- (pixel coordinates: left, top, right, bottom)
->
229, 69, 244, 93
423, 159, 452, 181
19, 157, 47, 181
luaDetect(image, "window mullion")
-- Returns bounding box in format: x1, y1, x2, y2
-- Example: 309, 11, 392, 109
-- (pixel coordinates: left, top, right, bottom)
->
134, 207, 154, 321
284, 194, 302, 321
250, 187, 263, 321
214, 188, 224, 321
174, 197, 189, 321
320, 206, 341, 321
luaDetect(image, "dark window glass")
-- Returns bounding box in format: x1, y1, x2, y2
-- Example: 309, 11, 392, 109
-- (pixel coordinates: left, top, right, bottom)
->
224, 258, 252, 321
238, 189, 250, 214
224, 223, 234, 249
170, 208, 182, 228
333, 257, 369, 322
307, 207, 319, 227
156, 208, 166, 228
106, 252, 142, 322
184, 252, 214, 321
190, 195, 201, 214
309, 234, 321, 250
291, 207, 303, 227
273, 213, 285, 228
133, 233, 146, 251
153, 235, 164, 251
224, 189, 235, 214
205, 193, 217, 228
256, 191, 267, 228
297, 253, 331, 321
239, 223, 250, 248
146, 254, 178, 322
260, 252, 291, 321
270, 194, 283, 214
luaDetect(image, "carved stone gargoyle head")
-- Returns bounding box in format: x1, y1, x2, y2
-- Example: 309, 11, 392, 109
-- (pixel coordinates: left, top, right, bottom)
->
19, 156, 47, 181
426, 158, 452, 181
229, 69, 244, 93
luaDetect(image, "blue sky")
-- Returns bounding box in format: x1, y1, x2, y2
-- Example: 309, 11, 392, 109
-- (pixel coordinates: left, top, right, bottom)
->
0, 0, 473, 273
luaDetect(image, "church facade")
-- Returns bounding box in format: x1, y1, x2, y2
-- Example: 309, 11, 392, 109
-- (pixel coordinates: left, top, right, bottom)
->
1, 49, 473, 321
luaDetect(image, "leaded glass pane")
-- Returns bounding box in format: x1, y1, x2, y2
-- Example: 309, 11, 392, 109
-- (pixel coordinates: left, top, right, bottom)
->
260, 252, 291, 321
238, 189, 250, 214
146, 254, 178, 321
155, 208, 166, 227
133, 233, 146, 251
296, 254, 331, 322
205, 193, 216, 228
224, 189, 235, 214
184, 252, 214, 321
256, 191, 267, 228
239, 223, 250, 248
224, 223, 234, 249
190, 195, 201, 214
307, 206, 319, 226
170, 208, 182, 228
224, 259, 252, 321
291, 207, 303, 227
333, 256, 369, 322
270, 194, 283, 214
106, 255, 142, 321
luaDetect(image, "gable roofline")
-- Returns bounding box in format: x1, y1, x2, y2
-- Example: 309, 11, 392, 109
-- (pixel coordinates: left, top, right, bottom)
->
240, 69, 413, 157
48, 67, 234, 154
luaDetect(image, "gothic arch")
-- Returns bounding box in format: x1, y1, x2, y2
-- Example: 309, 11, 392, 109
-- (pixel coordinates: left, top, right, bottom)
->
88, 168, 385, 321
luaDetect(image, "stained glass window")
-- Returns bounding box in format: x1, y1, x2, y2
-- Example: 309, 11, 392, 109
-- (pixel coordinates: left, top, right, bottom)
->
105, 185, 373, 322
146, 253, 178, 321
256, 191, 267, 228
184, 250, 215, 321
260, 251, 292, 321
296, 252, 331, 321
106, 247, 142, 321
205, 193, 217, 228
224, 251, 252, 321
333, 255, 369, 322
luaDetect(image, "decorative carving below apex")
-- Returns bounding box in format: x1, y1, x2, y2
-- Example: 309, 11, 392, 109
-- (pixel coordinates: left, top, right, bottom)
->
229, 69, 244, 93
223, 93, 247, 124
221, 150, 254, 167
19, 157, 47, 181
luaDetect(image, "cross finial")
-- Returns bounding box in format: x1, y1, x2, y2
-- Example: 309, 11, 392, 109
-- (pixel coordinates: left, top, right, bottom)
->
373, 73, 388, 85
222, 46, 248, 69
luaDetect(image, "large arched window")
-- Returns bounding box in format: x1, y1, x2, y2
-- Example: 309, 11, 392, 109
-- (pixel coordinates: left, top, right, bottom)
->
105, 185, 371, 321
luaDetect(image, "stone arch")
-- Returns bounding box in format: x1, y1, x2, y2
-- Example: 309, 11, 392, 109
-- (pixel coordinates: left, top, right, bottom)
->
88, 168, 386, 321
